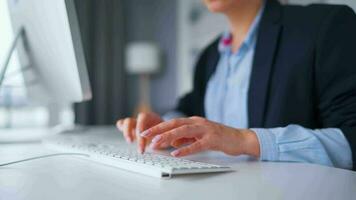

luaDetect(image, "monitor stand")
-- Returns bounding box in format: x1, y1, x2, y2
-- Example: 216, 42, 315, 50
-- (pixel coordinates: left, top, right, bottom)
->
0, 28, 25, 87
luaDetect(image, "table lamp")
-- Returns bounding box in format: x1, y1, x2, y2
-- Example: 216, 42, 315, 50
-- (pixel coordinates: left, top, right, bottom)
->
125, 42, 160, 114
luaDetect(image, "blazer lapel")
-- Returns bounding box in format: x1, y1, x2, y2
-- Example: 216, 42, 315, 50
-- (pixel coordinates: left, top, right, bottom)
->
248, 0, 282, 127
205, 38, 221, 82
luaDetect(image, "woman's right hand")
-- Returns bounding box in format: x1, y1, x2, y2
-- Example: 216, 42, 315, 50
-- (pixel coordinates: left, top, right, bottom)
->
116, 112, 163, 153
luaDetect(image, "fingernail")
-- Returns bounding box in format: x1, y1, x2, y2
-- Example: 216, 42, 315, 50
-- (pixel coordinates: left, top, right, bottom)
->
125, 137, 131, 143
138, 147, 144, 154
151, 135, 162, 143
171, 150, 180, 157
149, 142, 156, 149
140, 130, 149, 137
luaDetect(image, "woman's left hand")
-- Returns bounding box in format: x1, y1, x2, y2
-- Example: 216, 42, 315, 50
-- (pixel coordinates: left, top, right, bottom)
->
140, 116, 260, 157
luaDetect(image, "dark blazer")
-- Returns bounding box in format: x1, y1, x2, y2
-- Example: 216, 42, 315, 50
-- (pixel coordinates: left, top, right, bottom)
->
175, 0, 356, 170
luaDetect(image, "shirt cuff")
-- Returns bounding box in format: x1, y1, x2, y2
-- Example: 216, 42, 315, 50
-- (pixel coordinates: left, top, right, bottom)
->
251, 128, 279, 161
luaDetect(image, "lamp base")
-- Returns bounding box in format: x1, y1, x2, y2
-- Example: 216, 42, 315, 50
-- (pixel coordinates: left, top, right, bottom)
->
133, 74, 152, 115
134, 102, 152, 116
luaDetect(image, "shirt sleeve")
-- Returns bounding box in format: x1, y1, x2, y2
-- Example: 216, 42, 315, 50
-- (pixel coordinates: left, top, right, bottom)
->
251, 125, 353, 169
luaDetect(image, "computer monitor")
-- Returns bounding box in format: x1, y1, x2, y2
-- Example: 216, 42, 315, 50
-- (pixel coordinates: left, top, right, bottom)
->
4, 0, 92, 104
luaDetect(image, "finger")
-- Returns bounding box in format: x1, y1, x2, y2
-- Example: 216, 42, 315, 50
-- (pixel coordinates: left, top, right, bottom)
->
141, 118, 193, 138
123, 118, 135, 143
136, 113, 151, 133
171, 138, 196, 148
116, 119, 124, 130
171, 141, 205, 157
136, 113, 150, 153
152, 138, 193, 150
128, 118, 137, 141
150, 125, 203, 149
137, 134, 146, 154
131, 128, 137, 140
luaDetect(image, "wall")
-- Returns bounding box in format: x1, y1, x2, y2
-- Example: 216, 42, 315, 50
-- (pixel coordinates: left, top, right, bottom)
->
289, 0, 356, 10
123, 0, 177, 114
326, 0, 356, 10
176, 0, 228, 97
288, 0, 325, 4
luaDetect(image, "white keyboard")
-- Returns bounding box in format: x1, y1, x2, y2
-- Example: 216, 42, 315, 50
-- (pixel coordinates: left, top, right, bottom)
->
43, 137, 232, 178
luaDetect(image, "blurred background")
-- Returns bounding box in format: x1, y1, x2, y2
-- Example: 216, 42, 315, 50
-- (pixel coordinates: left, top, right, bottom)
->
0, 0, 356, 129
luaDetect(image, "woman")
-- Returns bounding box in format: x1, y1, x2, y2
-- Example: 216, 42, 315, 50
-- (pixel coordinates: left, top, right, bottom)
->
117, 0, 356, 170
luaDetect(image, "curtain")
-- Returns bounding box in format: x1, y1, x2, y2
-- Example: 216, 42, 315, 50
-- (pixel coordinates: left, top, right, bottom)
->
73, 0, 127, 125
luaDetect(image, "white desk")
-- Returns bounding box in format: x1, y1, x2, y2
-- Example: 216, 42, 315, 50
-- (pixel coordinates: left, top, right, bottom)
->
1, 127, 355, 200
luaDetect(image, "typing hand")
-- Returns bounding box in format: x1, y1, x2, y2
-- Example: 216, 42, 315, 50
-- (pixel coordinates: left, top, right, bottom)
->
140, 116, 260, 157
116, 112, 163, 153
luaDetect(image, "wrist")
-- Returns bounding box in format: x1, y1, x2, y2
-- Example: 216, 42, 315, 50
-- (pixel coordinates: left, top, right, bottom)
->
240, 129, 260, 158
222, 127, 260, 157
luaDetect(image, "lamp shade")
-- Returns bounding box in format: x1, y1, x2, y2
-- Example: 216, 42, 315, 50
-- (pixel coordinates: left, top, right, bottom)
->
125, 42, 160, 74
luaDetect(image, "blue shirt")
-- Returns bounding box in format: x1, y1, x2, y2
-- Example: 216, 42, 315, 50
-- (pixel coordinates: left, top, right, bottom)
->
165, 4, 353, 169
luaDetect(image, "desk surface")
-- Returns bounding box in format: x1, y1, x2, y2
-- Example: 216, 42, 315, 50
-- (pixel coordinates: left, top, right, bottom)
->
0, 127, 356, 200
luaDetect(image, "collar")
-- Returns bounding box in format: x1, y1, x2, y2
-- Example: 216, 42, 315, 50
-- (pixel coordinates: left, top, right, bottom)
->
218, 2, 266, 54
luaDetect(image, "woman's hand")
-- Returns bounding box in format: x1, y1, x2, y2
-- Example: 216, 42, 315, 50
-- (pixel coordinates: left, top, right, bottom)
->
116, 112, 163, 153
140, 116, 260, 157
